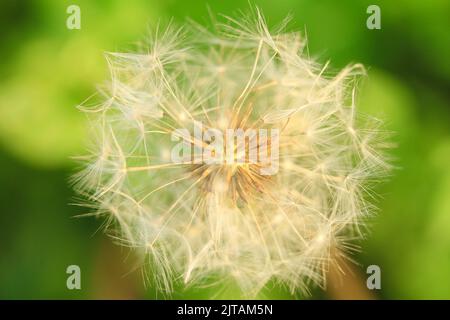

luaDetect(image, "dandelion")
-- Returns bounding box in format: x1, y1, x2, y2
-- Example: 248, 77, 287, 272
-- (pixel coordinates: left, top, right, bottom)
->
73, 8, 391, 297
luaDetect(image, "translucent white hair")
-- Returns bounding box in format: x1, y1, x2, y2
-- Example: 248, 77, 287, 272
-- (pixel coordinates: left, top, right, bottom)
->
73, 8, 391, 297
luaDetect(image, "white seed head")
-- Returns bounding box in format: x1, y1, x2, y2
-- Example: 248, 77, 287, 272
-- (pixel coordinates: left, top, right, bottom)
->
73, 9, 391, 297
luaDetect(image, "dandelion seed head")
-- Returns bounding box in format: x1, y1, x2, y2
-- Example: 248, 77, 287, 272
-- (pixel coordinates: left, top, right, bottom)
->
74, 8, 391, 297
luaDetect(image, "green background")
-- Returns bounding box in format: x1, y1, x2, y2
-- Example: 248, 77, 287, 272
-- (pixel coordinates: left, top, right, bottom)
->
0, 0, 449, 299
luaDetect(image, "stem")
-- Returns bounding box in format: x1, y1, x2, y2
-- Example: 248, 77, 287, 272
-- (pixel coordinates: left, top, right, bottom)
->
326, 250, 376, 300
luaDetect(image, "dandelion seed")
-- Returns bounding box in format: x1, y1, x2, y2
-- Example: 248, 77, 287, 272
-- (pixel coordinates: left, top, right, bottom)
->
73, 8, 391, 297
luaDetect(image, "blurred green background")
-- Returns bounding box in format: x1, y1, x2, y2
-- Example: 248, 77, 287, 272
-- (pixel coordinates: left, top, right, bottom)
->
0, 0, 449, 299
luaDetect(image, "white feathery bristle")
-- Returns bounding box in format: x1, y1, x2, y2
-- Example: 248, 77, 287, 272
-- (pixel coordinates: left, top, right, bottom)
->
74, 8, 391, 297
